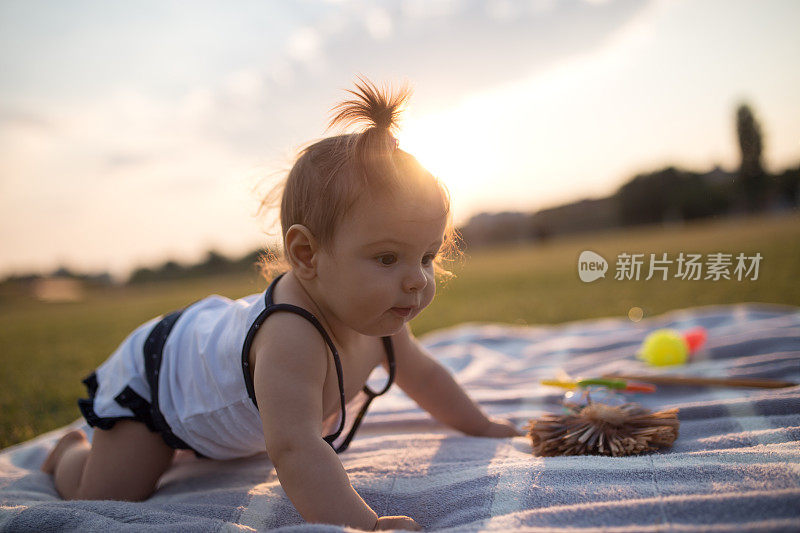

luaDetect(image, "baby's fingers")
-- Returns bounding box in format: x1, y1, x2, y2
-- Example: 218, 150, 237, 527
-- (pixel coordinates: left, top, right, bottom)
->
484, 418, 524, 438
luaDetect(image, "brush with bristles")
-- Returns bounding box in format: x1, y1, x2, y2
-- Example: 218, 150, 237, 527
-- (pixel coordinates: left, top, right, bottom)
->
524, 401, 679, 457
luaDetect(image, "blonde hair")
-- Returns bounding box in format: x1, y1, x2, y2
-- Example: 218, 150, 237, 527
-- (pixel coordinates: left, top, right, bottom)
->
256, 75, 461, 283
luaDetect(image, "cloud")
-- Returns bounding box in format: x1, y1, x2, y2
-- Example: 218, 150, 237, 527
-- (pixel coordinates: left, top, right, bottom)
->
401, 0, 459, 20
0, 108, 54, 131
101, 152, 152, 170
287, 26, 323, 64
363, 6, 393, 40
3, 0, 655, 164
224, 68, 266, 101
0, 0, 659, 219
318, 0, 654, 106
485, 0, 516, 21
156, 0, 657, 159
0, 0, 659, 279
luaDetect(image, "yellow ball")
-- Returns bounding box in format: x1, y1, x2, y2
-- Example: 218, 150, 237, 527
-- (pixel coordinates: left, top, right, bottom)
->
638, 329, 688, 366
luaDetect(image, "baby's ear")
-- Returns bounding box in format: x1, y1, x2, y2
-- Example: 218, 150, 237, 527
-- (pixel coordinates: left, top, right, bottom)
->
285, 224, 318, 280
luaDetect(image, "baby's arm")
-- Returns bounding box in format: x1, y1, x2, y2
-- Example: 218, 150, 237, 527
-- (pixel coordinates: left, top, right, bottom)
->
254, 313, 379, 530
389, 325, 523, 438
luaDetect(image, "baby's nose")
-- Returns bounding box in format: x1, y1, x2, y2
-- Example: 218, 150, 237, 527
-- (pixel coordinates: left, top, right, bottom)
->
402, 266, 427, 292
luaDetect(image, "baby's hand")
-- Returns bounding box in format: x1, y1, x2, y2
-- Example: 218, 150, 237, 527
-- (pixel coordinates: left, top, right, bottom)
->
373, 515, 422, 531
481, 417, 525, 438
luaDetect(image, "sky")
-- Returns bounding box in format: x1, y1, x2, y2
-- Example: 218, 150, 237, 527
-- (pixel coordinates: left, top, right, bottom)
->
1, 0, 798, 283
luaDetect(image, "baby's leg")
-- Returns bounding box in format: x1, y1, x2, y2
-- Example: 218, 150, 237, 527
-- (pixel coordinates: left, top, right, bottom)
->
42, 420, 175, 501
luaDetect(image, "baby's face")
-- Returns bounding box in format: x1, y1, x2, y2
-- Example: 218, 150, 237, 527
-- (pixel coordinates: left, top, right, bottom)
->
315, 188, 448, 337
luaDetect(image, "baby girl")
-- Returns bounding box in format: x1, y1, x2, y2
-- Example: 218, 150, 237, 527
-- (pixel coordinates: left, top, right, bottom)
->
41, 76, 522, 531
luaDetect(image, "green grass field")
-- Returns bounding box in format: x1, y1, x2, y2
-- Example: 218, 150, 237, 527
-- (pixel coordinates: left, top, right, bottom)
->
1, 212, 798, 449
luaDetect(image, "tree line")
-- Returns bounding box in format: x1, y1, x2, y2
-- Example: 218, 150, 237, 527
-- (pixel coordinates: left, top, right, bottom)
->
459, 103, 798, 246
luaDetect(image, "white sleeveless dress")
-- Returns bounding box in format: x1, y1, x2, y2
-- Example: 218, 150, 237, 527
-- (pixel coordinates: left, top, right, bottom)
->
78, 273, 395, 460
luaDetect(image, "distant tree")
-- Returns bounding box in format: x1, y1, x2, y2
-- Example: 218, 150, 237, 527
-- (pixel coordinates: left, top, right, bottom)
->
530, 222, 551, 243
675, 172, 730, 220
616, 167, 682, 225
201, 250, 231, 272
457, 212, 529, 247
774, 165, 800, 207
236, 250, 263, 267
128, 267, 156, 284
615, 166, 734, 226
736, 103, 767, 211
158, 260, 185, 280
51, 266, 78, 278
181, 249, 235, 277
86, 272, 113, 285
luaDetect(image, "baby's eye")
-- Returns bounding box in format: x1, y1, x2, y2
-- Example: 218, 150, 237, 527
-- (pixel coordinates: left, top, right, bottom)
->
422, 253, 437, 266
377, 254, 397, 266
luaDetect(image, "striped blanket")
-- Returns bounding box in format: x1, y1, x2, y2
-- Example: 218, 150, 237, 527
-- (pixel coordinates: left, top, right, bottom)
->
1, 303, 799, 532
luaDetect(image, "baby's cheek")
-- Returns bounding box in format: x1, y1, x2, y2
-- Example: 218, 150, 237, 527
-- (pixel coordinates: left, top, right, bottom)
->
422, 281, 436, 307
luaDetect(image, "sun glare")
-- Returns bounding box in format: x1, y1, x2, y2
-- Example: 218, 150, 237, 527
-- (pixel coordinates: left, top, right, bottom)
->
399, 108, 499, 220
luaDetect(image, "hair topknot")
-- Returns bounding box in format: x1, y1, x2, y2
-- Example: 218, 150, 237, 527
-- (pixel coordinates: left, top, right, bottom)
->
254, 75, 462, 284
327, 75, 412, 134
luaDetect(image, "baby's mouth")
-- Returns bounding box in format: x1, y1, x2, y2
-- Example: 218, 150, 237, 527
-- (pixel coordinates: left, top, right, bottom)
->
390, 307, 414, 318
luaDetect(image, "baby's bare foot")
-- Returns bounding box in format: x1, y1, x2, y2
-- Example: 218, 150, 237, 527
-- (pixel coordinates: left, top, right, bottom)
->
40, 430, 87, 474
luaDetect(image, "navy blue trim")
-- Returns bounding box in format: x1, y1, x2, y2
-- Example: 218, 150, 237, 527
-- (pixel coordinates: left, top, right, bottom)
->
83, 372, 99, 397
114, 386, 158, 431
333, 338, 397, 453
78, 308, 208, 459
378, 336, 396, 396
240, 272, 396, 453
78, 378, 155, 432
143, 309, 200, 454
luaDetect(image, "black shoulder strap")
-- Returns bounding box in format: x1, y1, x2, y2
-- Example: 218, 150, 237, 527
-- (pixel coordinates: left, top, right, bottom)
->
374, 336, 396, 396
240, 272, 348, 445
